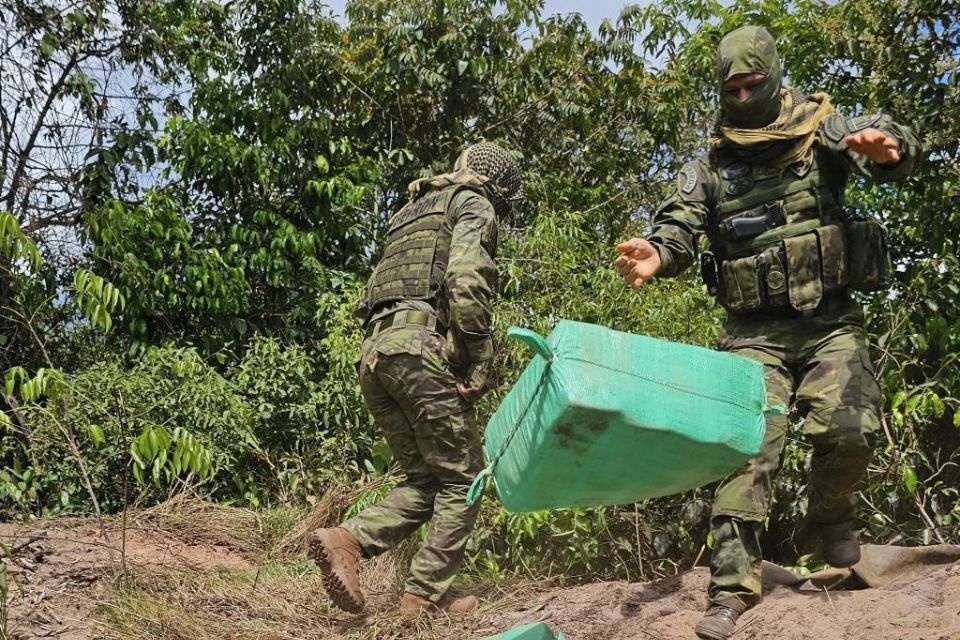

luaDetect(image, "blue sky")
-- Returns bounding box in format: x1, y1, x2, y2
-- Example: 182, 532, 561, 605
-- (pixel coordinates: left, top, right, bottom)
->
324, 1, 637, 32
537, 0, 634, 30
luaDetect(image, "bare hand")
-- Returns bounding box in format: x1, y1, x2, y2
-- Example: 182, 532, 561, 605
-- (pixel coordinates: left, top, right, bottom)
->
845, 128, 900, 164
615, 238, 662, 289
456, 360, 490, 403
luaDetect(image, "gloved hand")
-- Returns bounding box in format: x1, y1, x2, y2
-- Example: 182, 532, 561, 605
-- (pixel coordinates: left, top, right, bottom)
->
457, 359, 492, 403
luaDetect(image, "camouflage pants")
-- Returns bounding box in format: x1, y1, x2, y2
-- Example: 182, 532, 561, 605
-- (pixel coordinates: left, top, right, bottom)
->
707, 294, 881, 610
341, 324, 484, 602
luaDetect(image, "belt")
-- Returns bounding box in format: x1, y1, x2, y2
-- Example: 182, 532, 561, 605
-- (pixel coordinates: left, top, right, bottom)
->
364, 310, 439, 339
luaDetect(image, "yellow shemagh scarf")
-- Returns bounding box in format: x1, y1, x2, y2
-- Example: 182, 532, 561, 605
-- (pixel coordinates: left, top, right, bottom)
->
711, 89, 836, 169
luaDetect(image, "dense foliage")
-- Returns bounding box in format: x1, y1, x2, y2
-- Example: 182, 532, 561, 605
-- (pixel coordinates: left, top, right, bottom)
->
1, 0, 957, 581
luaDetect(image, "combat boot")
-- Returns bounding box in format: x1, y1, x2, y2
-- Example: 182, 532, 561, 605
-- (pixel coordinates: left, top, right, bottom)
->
308, 527, 365, 613
399, 592, 479, 616
819, 523, 861, 568
695, 605, 741, 640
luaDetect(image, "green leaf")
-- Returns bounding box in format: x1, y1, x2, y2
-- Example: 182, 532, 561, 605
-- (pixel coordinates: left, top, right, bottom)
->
903, 466, 918, 494
87, 424, 105, 446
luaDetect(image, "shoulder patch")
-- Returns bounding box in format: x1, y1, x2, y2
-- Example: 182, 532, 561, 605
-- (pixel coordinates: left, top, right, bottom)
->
822, 113, 848, 144
846, 114, 883, 133
678, 165, 697, 194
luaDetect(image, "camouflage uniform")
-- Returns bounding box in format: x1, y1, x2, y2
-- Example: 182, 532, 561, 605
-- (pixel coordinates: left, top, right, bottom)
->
340, 144, 521, 603
646, 67, 921, 616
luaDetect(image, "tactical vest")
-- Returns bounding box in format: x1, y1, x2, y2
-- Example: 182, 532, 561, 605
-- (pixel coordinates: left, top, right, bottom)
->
709, 145, 855, 313
363, 185, 475, 320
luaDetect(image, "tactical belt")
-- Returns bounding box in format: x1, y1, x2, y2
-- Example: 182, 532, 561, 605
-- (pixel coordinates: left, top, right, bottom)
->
364, 309, 439, 339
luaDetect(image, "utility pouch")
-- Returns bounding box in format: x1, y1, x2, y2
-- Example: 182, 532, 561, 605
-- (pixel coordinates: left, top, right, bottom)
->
783, 233, 823, 312
760, 245, 789, 308
815, 224, 849, 292
846, 217, 891, 292
720, 254, 763, 312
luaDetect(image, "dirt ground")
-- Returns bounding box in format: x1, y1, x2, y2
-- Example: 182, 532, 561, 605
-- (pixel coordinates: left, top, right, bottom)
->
2, 514, 959, 640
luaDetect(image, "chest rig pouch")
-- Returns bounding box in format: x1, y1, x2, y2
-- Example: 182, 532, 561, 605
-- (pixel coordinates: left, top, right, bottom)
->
845, 213, 891, 292
363, 187, 462, 317
711, 151, 851, 314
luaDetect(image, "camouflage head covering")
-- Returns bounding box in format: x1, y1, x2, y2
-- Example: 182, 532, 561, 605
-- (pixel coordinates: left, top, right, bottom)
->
454, 142, 524, 203
407, 142, 523, 218
717, 26, 783, 129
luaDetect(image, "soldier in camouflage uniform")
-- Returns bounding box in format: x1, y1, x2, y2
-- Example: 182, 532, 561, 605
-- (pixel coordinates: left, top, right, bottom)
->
614, 26, 920, 640
309, 142, 523, 616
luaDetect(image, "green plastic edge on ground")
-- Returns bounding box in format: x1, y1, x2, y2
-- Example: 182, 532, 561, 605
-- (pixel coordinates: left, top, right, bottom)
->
477, 621, 566, 640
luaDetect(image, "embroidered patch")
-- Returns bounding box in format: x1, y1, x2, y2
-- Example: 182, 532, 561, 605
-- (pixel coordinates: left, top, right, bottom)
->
754, 165, 779, 180
678, 165, 697, 194
822, 113, 848, 144
846, 114, 882, 133
789, 161, 811, 178
721, 161, 750, 180
724, 176, 753, 196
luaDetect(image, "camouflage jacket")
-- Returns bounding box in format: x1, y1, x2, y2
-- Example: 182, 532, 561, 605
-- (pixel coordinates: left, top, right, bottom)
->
647, 112, 920, 312
367, 187, 498, 363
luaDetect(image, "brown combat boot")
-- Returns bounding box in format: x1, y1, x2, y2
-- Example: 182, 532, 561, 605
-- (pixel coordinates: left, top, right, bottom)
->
819, 523, 861, 568
308, 527, 364, 613
695, 605, 741, 640
398, 592, 479, 616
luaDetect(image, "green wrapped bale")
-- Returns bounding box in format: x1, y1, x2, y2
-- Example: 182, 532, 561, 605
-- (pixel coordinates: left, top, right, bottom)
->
472, 320, 768, 512
479, 622, 565, 640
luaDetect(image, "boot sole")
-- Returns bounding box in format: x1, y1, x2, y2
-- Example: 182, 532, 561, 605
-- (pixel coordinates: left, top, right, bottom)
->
695, 626, 731, 640
308, 532, 364, 614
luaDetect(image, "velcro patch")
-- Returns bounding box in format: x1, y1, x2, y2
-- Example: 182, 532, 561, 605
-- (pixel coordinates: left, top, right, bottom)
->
822, 114, 848, 144
678, 165, 697, 194
720, 161, 750, 180
846, 114, 882, 133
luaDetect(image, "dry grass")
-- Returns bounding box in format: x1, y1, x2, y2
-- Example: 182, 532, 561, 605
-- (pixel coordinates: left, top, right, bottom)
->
274, 475, 396, 559
96, 480, 546, 639
121, 493, 264, 559
101, 558, 542, 640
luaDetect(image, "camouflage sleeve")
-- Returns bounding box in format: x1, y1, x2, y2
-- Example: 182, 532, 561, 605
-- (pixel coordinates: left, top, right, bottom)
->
646, 159, 713, 278
821, 113, 922, 181
445, 190, 498, 363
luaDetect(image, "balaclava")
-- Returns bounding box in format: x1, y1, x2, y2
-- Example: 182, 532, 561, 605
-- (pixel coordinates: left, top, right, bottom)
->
717, 26, 783, 129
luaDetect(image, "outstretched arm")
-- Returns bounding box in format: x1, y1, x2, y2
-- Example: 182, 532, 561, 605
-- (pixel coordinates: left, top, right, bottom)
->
614, 159, 713, 288
824, 113, 921, 180
845, 128, 902, 165
615, 238, 662, 289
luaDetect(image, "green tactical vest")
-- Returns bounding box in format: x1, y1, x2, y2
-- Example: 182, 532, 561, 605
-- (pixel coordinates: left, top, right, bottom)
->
709, 145, 852, 313
363, 185, 475, 319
